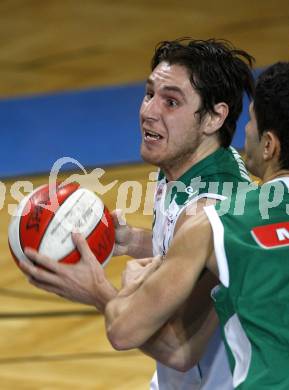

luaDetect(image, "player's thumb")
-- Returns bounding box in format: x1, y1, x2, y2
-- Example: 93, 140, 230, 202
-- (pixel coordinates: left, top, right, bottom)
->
111, 209, 126, 227
113, 243, 129, 257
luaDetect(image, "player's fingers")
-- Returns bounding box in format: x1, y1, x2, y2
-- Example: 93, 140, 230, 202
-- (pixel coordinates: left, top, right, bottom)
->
18, 259, 37, 279
24, 248, 60, 273
28, 277, 66, 298
118, 280, 141, 297
136, 256, 162, 280
111, 209, 126, 227
137, 265, 156, 281
136, 257, 154, 266
20, 259, 61, 286
154, 255, 163, 268
72, 232, 96, 262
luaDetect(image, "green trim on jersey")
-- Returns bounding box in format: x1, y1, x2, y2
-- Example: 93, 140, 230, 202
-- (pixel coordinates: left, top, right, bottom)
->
158, 147, 250, 209
210, 179, 289, 389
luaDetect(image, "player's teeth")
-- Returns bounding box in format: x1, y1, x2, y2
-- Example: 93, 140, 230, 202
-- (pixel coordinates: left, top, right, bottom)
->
146, 131, 161, 139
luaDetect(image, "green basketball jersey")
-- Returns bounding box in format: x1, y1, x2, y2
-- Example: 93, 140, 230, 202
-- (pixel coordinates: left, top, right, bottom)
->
153, 146, 250, 257
205, 177, 289, 389
152, 147, 250, 390
151, 147, 250, 390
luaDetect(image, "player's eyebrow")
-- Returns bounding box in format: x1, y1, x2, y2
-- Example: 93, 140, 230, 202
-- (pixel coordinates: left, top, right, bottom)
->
146, 78, 187, 102
162, 86, 187, 102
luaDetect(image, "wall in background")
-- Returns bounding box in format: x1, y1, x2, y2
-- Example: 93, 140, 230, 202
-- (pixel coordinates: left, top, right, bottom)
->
0, 80, 252, 178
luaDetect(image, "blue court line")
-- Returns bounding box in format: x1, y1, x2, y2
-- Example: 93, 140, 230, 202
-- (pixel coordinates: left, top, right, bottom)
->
0, 71, 261, 178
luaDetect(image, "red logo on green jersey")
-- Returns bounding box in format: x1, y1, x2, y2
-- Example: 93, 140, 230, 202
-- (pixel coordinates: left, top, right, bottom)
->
251, 222, 289, 249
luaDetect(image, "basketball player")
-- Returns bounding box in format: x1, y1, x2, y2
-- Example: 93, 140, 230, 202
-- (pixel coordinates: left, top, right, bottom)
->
104, 62, 289, 389
21, 39, 254, 389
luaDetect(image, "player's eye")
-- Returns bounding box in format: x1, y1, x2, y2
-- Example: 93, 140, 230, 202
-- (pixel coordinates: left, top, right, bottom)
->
166, 98, 178, 108
145, 90, 154, 100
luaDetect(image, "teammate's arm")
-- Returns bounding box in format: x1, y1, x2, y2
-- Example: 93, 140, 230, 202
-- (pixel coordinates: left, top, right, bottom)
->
105, 210, 216, 352
135, 198, 219, 369
141, 303, 218, 371
138, 261, 218, 370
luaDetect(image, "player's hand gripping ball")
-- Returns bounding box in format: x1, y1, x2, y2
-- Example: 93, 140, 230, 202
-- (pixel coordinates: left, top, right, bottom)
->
8, 182, 115, 267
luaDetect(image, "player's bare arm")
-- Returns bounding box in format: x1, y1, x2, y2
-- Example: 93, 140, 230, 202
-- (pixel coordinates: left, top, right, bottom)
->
105, 210, 217, 351
141, 301, 218, 371
136, 198, 220, 368
20, 200, 219, 370
139, 267, 218, 371
125, 199, 220, 370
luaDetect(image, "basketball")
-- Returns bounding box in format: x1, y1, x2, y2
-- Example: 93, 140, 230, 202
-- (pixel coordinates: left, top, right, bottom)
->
8, 182, 115, 267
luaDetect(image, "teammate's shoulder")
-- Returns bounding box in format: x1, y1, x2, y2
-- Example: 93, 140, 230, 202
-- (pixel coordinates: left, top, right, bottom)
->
175, 198, 215, 233
176, 206, 212, 237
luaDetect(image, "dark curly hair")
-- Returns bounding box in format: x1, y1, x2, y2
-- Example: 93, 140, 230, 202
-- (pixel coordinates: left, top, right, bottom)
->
254, 62, 289, 169
151, 38, 255, 147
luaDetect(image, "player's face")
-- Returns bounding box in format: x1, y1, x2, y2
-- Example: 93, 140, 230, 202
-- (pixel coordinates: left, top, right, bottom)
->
139, 62, 208, 180
245, 102, 264, 177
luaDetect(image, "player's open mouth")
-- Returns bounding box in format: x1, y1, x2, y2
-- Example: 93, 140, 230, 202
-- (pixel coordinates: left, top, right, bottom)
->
144, 130, 163, 140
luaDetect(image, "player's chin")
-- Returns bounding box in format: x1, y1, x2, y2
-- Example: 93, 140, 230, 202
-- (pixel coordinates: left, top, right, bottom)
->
141, 146, 162, 165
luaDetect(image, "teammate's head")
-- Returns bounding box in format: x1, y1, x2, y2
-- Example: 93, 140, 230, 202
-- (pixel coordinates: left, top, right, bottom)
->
151, 38, 255, 147
254, 62, 289, 170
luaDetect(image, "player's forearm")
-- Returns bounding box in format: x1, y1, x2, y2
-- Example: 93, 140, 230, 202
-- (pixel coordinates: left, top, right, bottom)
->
140, 338, 195, 372
140, 321, 192, 370
127, 227, 153, 258
106, 220, 213, 351
140, 319, 198, 371
139, 272, 219, 371
105, 270, 175, 350
140, 307, 218, 371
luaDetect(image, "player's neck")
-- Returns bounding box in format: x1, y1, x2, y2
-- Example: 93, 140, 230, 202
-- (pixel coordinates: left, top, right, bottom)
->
163, 139, 220, 182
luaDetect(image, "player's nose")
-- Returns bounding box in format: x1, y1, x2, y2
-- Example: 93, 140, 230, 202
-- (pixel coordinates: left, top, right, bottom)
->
140, 96, 161, 122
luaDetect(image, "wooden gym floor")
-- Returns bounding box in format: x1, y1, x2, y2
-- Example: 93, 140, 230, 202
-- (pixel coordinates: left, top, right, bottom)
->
0, 1, 289, 389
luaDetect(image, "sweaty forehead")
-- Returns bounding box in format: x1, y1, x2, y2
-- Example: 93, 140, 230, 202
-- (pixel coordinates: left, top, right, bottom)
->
148, 62, 192, 89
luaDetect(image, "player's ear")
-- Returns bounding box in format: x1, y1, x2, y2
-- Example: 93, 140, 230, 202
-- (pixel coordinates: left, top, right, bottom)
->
203, 102, 229, 135
262, 131, 280, 162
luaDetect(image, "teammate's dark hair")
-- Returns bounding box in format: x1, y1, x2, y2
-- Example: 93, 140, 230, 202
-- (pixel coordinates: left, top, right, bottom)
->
254, 62, 289, 169
151, 38, 255, 147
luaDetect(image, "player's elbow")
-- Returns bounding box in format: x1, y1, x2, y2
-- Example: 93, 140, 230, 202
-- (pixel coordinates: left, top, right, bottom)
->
171, 359, 192, 372
105, 300, 150, 351
108, 330, 141, 351
164, 350, 201, 372
105, 305, 140, 351
166, 356, 195, 373
106, 323, 140, 351
108, 334, 128, 351
176, 357, 200, 372
107, 329, 132, 351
